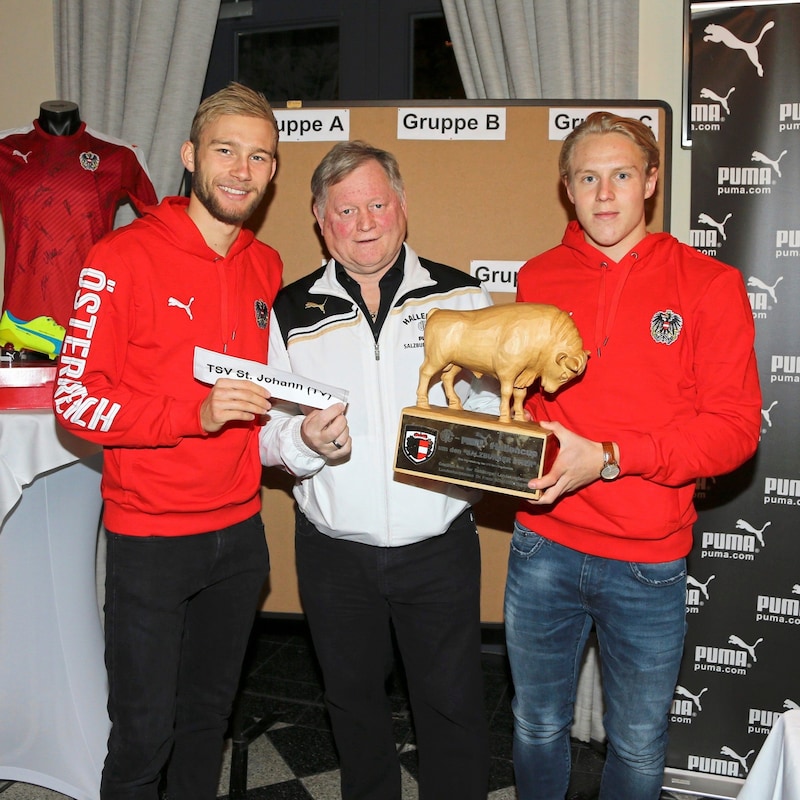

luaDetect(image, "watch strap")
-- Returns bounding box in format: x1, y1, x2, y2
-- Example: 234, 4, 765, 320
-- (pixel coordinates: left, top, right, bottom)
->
600, 441, 620, 480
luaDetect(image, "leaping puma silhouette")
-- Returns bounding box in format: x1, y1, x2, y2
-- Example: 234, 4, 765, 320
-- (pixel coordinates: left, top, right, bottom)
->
675, 685, 708, 712
761, 400, 778, 428
747, 275, 783, 304
167, 296, 195, 320
697, 212, 732, 241
305, 298, 328, 314
719, 745, 754, 774
752, 149, 788, 177
735, 518, 770, 547
687, 574, 716, 600
699, 86, 735, 115
727, 634, 763, 662
703, 21, 775, 77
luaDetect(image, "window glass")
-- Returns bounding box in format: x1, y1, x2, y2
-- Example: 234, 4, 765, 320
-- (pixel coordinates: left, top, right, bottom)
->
412, 14, 465, 99
237, 24, 340, 102
207, 1, 464, 101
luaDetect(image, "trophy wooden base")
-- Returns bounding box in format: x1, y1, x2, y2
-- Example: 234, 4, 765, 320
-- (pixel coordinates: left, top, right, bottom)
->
394, 405, 555, 499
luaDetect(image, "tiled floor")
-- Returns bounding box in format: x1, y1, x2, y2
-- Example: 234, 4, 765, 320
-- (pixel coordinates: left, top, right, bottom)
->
0, 617, 712, 800
221, 618, 604, 799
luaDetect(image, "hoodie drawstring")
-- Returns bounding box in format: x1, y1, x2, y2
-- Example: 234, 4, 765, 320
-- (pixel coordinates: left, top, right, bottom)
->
595, 253, 638, 357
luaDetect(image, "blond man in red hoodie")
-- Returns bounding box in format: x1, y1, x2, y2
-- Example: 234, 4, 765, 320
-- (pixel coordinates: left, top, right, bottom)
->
505, 112, 761, 800
54, 83, 283, 800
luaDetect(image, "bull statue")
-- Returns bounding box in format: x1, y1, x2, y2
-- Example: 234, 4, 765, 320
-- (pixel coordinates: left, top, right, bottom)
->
415, 303, 589, 424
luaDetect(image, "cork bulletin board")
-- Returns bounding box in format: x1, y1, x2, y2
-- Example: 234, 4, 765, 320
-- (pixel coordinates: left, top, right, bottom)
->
253, 99, 672, 623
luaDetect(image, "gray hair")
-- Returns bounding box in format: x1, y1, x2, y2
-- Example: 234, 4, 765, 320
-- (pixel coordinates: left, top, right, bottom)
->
311, 140, 404, 216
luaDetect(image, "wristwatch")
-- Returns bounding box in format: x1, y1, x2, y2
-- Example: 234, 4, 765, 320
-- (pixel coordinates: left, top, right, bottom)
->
600, 441, 620, 481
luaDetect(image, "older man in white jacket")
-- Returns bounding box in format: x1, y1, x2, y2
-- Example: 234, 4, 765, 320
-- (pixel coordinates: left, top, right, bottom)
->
260, 140, 496, 800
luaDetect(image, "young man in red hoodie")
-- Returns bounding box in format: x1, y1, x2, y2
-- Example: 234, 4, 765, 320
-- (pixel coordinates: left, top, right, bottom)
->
53, 83, 283, 800
505, 112, 761, 800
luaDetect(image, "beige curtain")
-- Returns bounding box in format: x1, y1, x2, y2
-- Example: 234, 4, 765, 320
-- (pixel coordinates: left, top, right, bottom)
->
442, 0, 638, 99
54, 0, 222, 199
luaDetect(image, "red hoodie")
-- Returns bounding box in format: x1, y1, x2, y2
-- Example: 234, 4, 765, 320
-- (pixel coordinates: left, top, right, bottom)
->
54, 196, 283, 536
516, 221, 761, 562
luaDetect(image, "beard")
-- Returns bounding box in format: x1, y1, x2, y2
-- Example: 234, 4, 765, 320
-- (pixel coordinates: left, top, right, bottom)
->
191, 168, 264, 225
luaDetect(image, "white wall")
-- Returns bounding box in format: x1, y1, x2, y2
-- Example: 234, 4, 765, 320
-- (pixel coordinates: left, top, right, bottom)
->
639, 0, 692, 242
0, 0, 57, 308
0, 0, 56, 128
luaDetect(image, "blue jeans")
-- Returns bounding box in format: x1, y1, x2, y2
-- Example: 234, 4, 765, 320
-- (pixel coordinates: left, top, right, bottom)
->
101, 514, 269, 800
504, 522, 686, 800
296, 507, 489, 800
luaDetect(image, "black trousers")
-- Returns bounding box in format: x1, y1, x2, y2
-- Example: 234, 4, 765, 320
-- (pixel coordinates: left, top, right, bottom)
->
295, 507, 489, 800
101, 514, 269, 800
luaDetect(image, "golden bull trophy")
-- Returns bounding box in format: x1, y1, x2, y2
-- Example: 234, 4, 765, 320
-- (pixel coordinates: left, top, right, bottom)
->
394, 303, 588, 499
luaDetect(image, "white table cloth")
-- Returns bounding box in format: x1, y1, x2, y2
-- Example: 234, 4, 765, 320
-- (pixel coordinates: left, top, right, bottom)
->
738, 709, 800, 800
0, 410, 107, 800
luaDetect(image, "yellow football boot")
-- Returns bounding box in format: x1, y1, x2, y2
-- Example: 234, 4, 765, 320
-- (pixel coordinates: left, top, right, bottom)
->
0, 310, 66, 359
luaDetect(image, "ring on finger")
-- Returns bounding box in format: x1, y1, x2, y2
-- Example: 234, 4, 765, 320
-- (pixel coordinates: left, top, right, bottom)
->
332, 439, 343, 449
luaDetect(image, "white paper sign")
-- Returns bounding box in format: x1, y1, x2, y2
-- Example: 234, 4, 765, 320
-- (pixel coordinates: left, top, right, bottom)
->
548, 107, 661, 141
273, 109, 350, 142
193, 347, 348, 409
397, 107, 506, 140
470, 260, 524, 293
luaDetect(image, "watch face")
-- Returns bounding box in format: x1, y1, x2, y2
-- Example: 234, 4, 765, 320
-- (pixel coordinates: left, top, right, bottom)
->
601, 463, 620, 480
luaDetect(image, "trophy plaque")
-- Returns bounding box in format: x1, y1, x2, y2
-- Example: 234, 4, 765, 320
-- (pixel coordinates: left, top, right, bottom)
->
395, 405, 554, 499
394, 303, 588, 499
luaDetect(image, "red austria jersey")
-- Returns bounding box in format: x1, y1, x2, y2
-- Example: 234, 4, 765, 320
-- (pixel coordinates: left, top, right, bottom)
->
0, 120, 158, 327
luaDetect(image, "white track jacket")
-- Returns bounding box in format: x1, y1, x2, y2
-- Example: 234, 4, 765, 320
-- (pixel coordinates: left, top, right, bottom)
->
259, 244, 497, 546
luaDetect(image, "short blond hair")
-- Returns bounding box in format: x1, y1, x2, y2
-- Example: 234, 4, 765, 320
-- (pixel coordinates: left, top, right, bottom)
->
190, 82, 278, 148
559, 111, 659, 181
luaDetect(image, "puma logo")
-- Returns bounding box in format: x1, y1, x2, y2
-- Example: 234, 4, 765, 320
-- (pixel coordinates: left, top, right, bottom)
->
697, 212, 732, 240
168, 296, 195, 320
747, 275, 782, 303
761, 400, 778, 428
751, 149, 787, 177
12, 149, 32, 163
703, 21, 774, 77
687, 574, 716, 600
735, 518, 770, 547
727, 634, 763, 662
719, 745, 754, 774
305, 298, 328, 314
675, 685, 709, 712
699, 86, 735, 115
